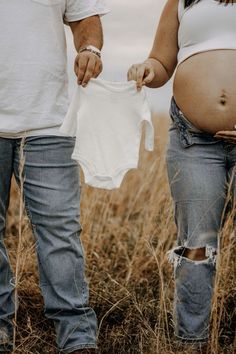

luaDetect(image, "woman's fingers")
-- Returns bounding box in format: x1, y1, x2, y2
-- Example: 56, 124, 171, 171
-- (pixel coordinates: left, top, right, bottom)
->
127, 64, 139, 82
214, 130, 236, 136
127, 66, 134, 81
127, 63, 155, 90
214, 130, 236, 143
143, 68, 155, 85
136, 65, 146, 90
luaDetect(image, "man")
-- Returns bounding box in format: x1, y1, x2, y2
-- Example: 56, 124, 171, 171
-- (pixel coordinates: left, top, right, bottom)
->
0, 1, 109, 353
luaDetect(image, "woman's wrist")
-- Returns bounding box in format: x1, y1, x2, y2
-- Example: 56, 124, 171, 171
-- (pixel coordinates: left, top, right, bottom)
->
144, 57, 158, 65
144, 57, 169, 88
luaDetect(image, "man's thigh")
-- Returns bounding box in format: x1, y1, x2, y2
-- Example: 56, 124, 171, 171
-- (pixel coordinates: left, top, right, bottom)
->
12, 136, 92, 314
13, 135, 80, 233
0, 138, 15, 233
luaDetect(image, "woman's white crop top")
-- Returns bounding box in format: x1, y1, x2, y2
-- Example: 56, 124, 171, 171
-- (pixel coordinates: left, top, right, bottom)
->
177, 0, 236, 67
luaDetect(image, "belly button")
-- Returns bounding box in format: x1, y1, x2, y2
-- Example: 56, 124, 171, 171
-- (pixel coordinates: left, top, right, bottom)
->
219, 91, 227, 106
220, 99, 226, 105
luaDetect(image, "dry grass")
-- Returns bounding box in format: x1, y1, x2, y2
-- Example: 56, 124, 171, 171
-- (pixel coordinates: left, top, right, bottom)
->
4, 116, 236, 354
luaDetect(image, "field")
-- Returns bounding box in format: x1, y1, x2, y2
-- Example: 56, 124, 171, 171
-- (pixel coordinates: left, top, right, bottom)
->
4, 116, 236, 353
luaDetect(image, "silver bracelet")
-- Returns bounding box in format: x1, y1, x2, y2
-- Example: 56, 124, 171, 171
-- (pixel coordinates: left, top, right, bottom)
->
78, 45, 101, 58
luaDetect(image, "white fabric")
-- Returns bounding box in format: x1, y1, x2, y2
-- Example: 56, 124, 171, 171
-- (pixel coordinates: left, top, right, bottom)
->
59, 78, 154, 190
0, 0, 109, 138
177, 0, 236, 67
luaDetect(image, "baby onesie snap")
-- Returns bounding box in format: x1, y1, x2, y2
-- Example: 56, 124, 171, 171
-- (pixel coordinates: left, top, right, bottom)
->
59, 78, 154, 190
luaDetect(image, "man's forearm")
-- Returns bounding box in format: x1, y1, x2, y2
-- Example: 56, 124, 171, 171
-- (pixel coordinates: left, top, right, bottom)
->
69, 15, 103, 52
69, 15, 104, 86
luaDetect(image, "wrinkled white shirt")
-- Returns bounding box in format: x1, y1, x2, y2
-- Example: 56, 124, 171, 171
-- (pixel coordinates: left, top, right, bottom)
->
0, 0, 109, 138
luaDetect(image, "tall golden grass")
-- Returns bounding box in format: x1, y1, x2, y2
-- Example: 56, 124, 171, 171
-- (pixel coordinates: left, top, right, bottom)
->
5, 116, 236, 354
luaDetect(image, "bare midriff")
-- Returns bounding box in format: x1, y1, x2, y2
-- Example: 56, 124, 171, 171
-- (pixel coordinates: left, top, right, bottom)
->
173, 50, 236, 134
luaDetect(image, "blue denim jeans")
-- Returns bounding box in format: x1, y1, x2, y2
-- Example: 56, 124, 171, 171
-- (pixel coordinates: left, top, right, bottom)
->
166, 96, 236, 342
0, 136, 97, 353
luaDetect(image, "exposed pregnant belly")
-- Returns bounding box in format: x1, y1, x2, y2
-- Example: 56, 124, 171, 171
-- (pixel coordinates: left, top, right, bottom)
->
173, 50, 236, 134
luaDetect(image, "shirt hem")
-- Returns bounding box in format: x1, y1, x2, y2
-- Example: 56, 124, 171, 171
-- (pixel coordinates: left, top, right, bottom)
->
0, 131, 75, 139
65, 8, 110, 23
177, 47, 236, 68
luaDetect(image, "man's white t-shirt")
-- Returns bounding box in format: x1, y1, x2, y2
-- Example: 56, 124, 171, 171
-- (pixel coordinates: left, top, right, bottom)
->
0, 0, 109, 138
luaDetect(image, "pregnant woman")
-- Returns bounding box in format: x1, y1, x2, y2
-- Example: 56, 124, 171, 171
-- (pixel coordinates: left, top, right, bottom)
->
128, 0, 236, 349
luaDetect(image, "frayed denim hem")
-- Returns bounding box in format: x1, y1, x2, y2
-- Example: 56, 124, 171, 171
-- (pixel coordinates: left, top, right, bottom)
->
60, 343, 98, 354
174, 333, 209, 344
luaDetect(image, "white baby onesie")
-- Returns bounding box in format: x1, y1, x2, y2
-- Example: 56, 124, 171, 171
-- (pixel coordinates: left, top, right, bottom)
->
59, 78, 154, 190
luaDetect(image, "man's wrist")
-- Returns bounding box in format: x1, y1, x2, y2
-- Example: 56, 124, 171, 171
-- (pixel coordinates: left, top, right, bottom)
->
78, 45, 101, 58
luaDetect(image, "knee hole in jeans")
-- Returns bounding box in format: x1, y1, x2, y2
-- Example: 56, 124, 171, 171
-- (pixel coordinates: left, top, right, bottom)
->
167, 245, 218, 266
177, 246, 217, 261
183, 247, 207, 261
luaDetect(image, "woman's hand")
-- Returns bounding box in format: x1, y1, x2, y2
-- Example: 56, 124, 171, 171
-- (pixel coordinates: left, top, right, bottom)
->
214, 130, 236, 143
127, 60, 155, 91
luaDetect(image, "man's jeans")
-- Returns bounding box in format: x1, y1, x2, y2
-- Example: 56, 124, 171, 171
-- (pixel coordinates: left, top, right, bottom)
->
0, 136, 97, 353
166, 97, 236, 342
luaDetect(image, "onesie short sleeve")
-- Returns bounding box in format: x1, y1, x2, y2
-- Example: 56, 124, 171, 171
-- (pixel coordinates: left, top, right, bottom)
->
64, 0, 110, 23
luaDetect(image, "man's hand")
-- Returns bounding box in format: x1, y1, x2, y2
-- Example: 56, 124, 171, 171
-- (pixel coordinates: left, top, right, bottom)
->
214, 130, 236, 143
69, 16, 103, 87
74, 51, 102, 87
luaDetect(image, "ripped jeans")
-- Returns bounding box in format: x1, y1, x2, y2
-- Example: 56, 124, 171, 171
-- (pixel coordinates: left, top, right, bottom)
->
166, 96, 236, 342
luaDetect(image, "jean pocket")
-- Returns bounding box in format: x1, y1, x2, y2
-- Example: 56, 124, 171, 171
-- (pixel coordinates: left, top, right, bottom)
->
31, 0, 61, 6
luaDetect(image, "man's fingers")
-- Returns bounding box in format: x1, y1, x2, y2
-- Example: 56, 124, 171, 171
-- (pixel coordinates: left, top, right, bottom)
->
93, 59, 103, 78
75, 52, 102, 85
75, 54, 89, 84
81, 56, 96, 86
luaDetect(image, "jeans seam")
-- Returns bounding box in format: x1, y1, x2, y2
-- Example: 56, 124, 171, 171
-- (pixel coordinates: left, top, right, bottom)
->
24, 195, 36, 229
69, 230, 88, 302
58, 230, 90, 350
23, 195, 48, 289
